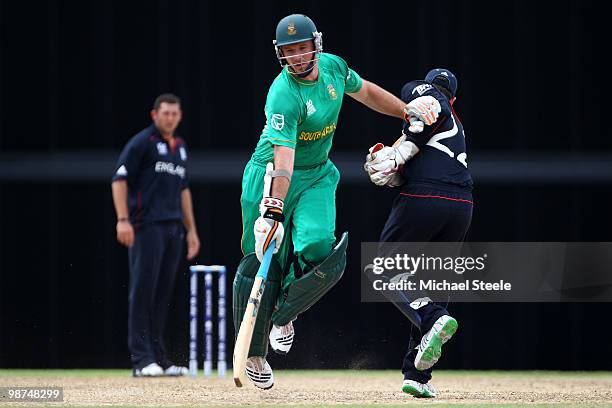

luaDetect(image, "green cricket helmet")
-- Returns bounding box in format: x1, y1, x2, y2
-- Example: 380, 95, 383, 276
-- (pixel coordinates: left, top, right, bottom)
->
273, 14, 323, 77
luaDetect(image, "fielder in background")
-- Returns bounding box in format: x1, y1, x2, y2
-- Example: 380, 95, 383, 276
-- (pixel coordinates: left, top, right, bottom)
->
364, 69, 472, 398
111, 93, 201, 377
233, 13, 441, 389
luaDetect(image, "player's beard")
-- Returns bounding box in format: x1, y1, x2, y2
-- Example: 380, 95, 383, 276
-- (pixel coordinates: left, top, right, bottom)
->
287, 53, 317, 78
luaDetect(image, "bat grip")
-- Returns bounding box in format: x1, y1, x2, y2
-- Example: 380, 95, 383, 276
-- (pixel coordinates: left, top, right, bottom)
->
256, 240, 275, 280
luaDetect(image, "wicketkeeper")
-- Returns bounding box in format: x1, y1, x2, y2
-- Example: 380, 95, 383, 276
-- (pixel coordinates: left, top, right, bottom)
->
364, 69, 472, 398
232, 13, 441, 389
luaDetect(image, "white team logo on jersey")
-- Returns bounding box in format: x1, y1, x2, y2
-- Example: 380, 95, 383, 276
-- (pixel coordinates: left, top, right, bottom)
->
179, 147, 187, 161
156, 142, 168, 155
116, 165, 128, 176
412, 84, 433, 96
271, 113, 285, 131
306, 100, 317, 116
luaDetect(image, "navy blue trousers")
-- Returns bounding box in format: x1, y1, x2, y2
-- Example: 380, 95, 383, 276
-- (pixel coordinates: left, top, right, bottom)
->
128, 221, 184, 370
379, 186, 472, 384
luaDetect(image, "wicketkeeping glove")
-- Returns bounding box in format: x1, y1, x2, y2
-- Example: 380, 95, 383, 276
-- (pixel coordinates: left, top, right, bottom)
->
403, 95, 442, 132
363, 135, 419, 187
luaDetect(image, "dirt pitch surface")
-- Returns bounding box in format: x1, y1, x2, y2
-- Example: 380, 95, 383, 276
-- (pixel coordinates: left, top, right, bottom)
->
1, 370, 612, 407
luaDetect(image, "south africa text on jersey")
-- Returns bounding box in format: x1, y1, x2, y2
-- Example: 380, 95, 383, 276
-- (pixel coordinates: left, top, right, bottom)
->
298, 123, 337, 142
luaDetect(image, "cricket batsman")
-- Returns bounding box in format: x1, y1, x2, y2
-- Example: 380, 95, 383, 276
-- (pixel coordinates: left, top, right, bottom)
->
364, 69, 472, 398
232, 13, 441, 389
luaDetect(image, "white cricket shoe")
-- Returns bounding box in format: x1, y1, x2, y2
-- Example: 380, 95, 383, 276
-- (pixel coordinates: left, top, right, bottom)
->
133, 362, 164, 377
402, 379, 437, 398
245, 356, 274, 390
414, 315, 458, 371
163, 365, 188, 376
269, 321, 294, 355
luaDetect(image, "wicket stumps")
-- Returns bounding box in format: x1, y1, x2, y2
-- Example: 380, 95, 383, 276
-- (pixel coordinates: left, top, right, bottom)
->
189, 265, 226, 378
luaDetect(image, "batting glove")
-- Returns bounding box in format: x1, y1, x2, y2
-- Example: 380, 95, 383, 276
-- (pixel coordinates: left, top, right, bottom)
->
254, 197, 285, 262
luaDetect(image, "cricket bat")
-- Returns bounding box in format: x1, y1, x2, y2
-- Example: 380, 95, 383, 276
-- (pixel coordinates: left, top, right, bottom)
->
233, 241, 275, 387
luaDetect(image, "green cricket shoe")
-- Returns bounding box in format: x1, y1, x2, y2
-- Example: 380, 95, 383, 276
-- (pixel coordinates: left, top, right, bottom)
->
414, 315, 458, 371
402, 379, 437, 398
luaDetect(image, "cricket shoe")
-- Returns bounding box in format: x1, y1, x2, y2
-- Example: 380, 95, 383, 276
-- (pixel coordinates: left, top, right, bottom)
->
245, 356, 274, 390
133, 362, 164, 377
269, 321, 294, 355
414, 315, 458, 371
402, 379, 437, 398
163, 365, 188, 376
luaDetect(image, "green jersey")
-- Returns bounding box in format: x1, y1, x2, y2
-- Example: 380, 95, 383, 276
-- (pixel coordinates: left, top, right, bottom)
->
251, 52, 363, 168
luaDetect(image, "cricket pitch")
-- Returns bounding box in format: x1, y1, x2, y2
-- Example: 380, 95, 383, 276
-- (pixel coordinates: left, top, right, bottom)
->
1, 369, 611, 407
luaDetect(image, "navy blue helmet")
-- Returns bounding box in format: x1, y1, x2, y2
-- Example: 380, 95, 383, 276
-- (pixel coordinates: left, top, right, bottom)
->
425, 68, 457, 98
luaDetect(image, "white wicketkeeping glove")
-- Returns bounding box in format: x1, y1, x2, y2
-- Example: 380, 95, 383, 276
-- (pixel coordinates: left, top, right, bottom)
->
363, 135, 419, 187
403, 95, 442, 132
364, 143, 395, 175
370, 167, 405, 187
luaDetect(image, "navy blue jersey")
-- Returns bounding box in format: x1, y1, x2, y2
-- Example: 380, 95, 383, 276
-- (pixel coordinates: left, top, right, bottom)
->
112, 124, 189, 226
399, 80, 473, 192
